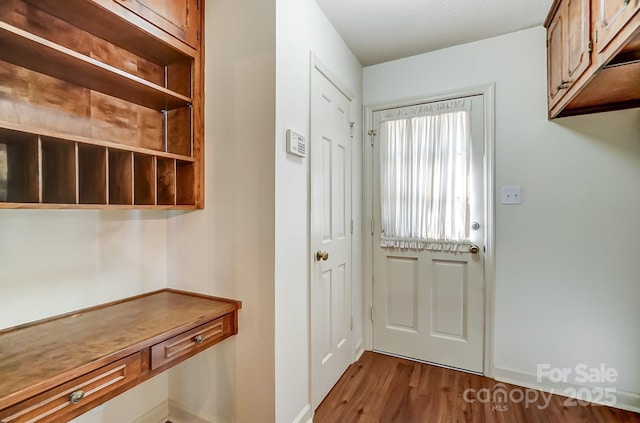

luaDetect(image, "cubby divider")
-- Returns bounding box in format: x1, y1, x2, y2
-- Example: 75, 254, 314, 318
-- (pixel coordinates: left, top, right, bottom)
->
41, 137, 76, 204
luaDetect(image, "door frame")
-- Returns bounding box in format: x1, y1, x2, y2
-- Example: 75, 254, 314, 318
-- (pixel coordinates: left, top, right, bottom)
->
363, 83, 496, 377
308, 53, 357, 410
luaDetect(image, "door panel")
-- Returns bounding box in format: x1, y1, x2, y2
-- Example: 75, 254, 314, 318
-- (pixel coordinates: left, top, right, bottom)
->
311, 67, 352, 410
548, 12, 566, 107
372, 95, 485, 373
597, 0, 640, 53
566, 0, 591, 80
386, 256, 418, 331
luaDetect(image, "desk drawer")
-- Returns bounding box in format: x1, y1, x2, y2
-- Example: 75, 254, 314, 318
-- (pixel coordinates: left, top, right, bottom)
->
0, 353, 141, 423
151, 314, 232, 370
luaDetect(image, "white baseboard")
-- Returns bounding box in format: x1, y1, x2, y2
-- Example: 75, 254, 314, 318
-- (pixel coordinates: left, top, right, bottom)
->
167, 400, 217, 423
292, 404, 312, 423
493, 366, 640, 414
132, 401, 170, 423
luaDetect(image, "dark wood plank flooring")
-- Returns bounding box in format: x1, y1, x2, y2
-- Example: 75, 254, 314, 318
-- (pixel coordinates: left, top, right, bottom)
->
314, 351, 640, 423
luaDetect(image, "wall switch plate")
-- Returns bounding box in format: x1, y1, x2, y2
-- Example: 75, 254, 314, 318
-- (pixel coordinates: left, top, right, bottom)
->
501, 185, 522, 205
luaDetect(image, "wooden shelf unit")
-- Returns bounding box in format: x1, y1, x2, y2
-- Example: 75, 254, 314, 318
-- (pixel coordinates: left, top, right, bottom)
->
0, 290, 241, 423
0, 0, 204, 208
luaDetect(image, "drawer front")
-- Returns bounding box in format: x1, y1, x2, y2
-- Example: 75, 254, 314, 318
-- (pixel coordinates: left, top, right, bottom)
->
151, 314, 232, 370
0, 353, 141, 423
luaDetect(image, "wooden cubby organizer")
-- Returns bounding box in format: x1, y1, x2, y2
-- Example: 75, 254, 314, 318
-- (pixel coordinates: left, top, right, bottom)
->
0, 0, 204, 209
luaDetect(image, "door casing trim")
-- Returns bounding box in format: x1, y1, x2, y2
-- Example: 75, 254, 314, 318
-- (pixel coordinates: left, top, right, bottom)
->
363, 83, 496, 377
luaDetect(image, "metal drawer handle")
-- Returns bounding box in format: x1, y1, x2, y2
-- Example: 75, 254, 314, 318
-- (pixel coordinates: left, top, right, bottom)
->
194, 335, 204, 344
69, 390, 85, 404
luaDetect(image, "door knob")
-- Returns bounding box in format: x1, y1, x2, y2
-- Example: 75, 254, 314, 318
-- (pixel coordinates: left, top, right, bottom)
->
316, 251, 329, 261
469, 245, 480, 254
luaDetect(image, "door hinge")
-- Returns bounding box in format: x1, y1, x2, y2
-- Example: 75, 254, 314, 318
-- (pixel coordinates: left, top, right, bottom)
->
350, 219, 354, 234
370, 218, 374, 235
588, 39, 593, 53
197, 30, 201, 41
368, 129, 376, 146
196, 0, 201, 10
351, 316, 354, 330
370, 307, 374, 322
595, 30, 598, 43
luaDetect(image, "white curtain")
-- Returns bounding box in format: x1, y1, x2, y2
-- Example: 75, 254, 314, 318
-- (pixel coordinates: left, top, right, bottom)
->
379, 99, 471, 251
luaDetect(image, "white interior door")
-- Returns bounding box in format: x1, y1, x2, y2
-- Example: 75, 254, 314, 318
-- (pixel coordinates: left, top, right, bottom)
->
372, 95, 485, 373
310, 65, 353, 409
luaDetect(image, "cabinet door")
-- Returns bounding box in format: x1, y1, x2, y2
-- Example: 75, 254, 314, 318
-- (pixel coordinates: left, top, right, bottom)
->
547, 0, 592, 110
596, 0, 640, 53
548, 12, 567, 107
114, 0, 200, 48
567, 0, 592, 80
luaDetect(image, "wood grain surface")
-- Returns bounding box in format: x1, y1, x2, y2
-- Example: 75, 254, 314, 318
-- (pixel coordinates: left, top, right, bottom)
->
0, 290, 240, 410
314, 351, 640, 423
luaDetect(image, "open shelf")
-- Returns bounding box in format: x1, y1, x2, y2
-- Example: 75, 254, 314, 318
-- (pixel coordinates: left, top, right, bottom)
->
23, 0, 197, 64
0, 0, 202, 210
134, 154, 156, 205
41, 138, 76, 204
78, 145, 107, 204
176, 161, 195, 205
0, 129, 39, 203
0, 22, 191, 111
157, 157, 176, 206
109, 149, 133, 205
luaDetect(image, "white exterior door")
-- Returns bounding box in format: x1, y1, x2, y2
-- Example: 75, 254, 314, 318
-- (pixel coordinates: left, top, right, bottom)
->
372, 95, 485, 373
310, 65, 353, 409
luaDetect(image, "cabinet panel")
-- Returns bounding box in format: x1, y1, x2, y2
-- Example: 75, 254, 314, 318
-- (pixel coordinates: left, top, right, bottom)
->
548, 13, 567, 107
567, 0, 592, 79
597, 0, 640, 53
114, 0, 200, 48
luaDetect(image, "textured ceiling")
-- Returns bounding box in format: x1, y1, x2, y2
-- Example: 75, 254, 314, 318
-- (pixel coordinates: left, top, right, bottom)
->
314, 0, 554, 66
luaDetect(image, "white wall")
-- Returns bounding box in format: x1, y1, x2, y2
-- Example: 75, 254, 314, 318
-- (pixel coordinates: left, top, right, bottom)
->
0, 209, 170, 421
274, 0, 362, 422
167, 0, 277, 422
363, 27, 640, 410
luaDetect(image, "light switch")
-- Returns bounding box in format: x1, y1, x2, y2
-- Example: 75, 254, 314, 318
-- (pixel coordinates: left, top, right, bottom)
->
501, 185, 522, 205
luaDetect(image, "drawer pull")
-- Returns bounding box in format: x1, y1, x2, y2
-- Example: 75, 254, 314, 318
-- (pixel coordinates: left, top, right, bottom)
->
69, 390, 85, 404
194, 335, 204, 344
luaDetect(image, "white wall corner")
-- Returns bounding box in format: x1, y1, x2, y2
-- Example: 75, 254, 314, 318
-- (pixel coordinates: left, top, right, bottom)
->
132, 400, 170, 423
354, 338, 365, 361
493, 366, 640, 414
292, 404, 312, 423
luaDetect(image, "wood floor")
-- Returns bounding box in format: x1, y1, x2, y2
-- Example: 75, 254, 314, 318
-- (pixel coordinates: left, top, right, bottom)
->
314, 351, 640, 423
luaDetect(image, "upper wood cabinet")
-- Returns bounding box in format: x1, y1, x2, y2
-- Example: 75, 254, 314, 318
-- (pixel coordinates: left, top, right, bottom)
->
114, 0, 201, 48
545, 0, 640, 118
0, 0, 204, 209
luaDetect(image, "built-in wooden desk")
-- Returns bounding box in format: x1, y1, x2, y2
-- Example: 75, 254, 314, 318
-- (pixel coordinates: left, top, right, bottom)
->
0, 289, 241, 423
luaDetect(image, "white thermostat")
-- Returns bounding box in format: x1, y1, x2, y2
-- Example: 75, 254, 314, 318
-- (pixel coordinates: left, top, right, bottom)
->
286, 129, 306, 157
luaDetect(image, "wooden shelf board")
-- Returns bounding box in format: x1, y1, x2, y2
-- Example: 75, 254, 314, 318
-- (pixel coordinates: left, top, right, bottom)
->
0, 203, 197, 210
0, 22, 191, 111
0, 121, 195, 162
0, 290, 240, 410
24, 0, 197, 64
